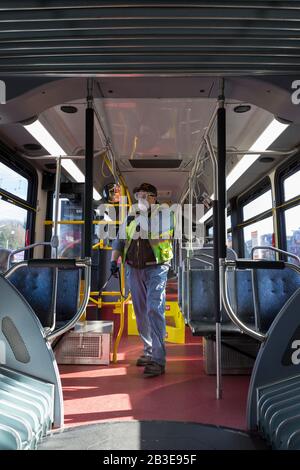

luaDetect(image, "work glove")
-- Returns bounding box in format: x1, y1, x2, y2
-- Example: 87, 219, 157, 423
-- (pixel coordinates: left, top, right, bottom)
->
110, 260, 119, 277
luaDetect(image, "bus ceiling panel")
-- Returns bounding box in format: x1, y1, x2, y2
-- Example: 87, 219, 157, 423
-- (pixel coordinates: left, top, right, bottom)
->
268, 122, 300, 155
0, 18, 300, 34
0, 78, 87, 124
48, 103, 105, 157
0, 122, 46, 160
3, 38, 300, 54
2, 55, 300, 68
0, 75, 299, 127
0, 2, 299, 76
226, 77, 300, 125
212, 103, 274, 154
226, 124, 300, 201
1, 4, 300, 22
38, 97, 216, 170
96, 76, 215, 99
100, 98, 216, 163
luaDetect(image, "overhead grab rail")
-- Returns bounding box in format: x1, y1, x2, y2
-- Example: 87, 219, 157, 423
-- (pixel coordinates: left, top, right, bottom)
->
4, 258, 91, 342
220, 259, 300, 343
225, 146, 300, 157
21, 146, 108, 162
251, 245, 300, 265
213, 145, 300, 158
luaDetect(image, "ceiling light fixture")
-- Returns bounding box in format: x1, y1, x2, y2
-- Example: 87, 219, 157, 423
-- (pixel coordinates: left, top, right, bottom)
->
226, 118, 289, 189
199, 118, 289, 224
24, 120, 101, 200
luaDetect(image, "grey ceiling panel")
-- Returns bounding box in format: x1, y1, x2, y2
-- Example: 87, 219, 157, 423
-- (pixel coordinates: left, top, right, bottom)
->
0, 2, 300, 75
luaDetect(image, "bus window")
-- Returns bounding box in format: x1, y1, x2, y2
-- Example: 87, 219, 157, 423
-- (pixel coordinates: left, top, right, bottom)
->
56, 197, 83, 259
239, 180, 274, 260
283, 169, 300, 201
243, 216, 274, 259
226, 214, 232, 248
276, 160, 300, 264
0, 155, 35, 268
205, 213, 232, 247
0, 199, 28, 266
0, 161, 28, 201
284, 205, 300, 260
243, 190, 272, 221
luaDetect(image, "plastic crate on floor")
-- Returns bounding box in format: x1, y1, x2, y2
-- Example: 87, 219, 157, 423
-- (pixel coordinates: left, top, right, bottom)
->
127, 301, 185, 344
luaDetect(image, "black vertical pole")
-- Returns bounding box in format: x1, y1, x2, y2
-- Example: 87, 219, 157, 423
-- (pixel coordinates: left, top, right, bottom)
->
218, 104, 227, 262
213, 101, 226, 323
213, 199, 220, 321
84, 103, 94, 258
214, 90, 226, 400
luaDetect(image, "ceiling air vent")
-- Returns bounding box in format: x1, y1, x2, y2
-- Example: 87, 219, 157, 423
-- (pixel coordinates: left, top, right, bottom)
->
129, 159, 181, 169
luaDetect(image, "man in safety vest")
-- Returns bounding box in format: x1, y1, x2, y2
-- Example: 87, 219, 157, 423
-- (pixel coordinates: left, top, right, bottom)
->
111, 183, 175, 377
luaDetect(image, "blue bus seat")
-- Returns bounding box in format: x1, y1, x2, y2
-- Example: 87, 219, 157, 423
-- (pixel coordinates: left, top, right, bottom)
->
188, 268, 256, 336
6, 267, 80, 329
234, 269, 256, 327
179, 247, 237, 321
252, 267, 300, 333
188, 269, 238, 336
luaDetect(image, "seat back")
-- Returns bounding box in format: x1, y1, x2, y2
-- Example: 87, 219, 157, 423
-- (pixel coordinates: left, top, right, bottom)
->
56, 270, 81, 322
180, 264, 189, 320
253, 268, 300, 333
6, 267, 53, 327
6, 267, 80, 328
178, 247, 238, 325
188, 267, 256, 334
235, 270, 256, 326
190, 269, 215, 324
0, 275, 63, 428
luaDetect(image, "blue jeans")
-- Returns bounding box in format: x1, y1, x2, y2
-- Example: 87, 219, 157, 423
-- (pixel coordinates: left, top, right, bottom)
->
127, 264, 169, 366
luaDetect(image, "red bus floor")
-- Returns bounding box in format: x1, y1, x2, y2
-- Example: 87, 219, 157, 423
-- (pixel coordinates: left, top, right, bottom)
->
58, 329, 250, 430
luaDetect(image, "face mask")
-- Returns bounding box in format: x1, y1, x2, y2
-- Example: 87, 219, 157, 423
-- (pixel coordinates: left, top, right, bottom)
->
137, 197, 149, 211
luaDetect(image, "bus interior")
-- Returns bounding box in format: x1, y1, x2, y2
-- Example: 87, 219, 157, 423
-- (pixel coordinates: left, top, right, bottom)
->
0, 2, 300, 451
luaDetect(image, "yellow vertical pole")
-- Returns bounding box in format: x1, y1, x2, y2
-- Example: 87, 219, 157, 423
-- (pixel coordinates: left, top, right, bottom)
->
112, 181, 127, 363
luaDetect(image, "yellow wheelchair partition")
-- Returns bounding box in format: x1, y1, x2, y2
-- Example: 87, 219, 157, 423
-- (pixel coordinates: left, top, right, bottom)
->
127, 300, 185, 344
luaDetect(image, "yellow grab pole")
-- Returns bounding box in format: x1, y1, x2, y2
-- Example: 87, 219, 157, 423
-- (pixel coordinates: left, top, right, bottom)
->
44, 220, 120, 225
112, 181, 127, 363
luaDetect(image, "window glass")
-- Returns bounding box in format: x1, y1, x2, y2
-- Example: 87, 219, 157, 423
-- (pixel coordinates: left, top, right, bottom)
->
0, 199, 27, 270
284, 205, 300, 263
204, 225, 213, 244
58, 224, 82, 258
226, 215, 232, 231
243, 216, 274, 259
56, 198, 82, 259
283, 170, 300, 202
243, 190, 272, 221
0, 162, 28, 200
227, 232, 232, 249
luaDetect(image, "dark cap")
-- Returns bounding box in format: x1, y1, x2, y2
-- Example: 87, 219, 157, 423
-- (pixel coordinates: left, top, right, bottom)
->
133, 182, 157, 196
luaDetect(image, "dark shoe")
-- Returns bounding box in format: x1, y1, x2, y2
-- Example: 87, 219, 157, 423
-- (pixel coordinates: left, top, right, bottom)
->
136, 355, 152, 367
143, 361, 165, 378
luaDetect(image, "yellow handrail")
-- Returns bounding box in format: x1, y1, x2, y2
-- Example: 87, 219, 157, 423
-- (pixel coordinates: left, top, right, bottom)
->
112, 181, 129, 363
44, 220, 120, 225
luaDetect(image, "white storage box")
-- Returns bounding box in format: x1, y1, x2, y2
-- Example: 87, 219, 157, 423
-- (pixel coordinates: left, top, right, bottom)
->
55, 321, 113, 365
